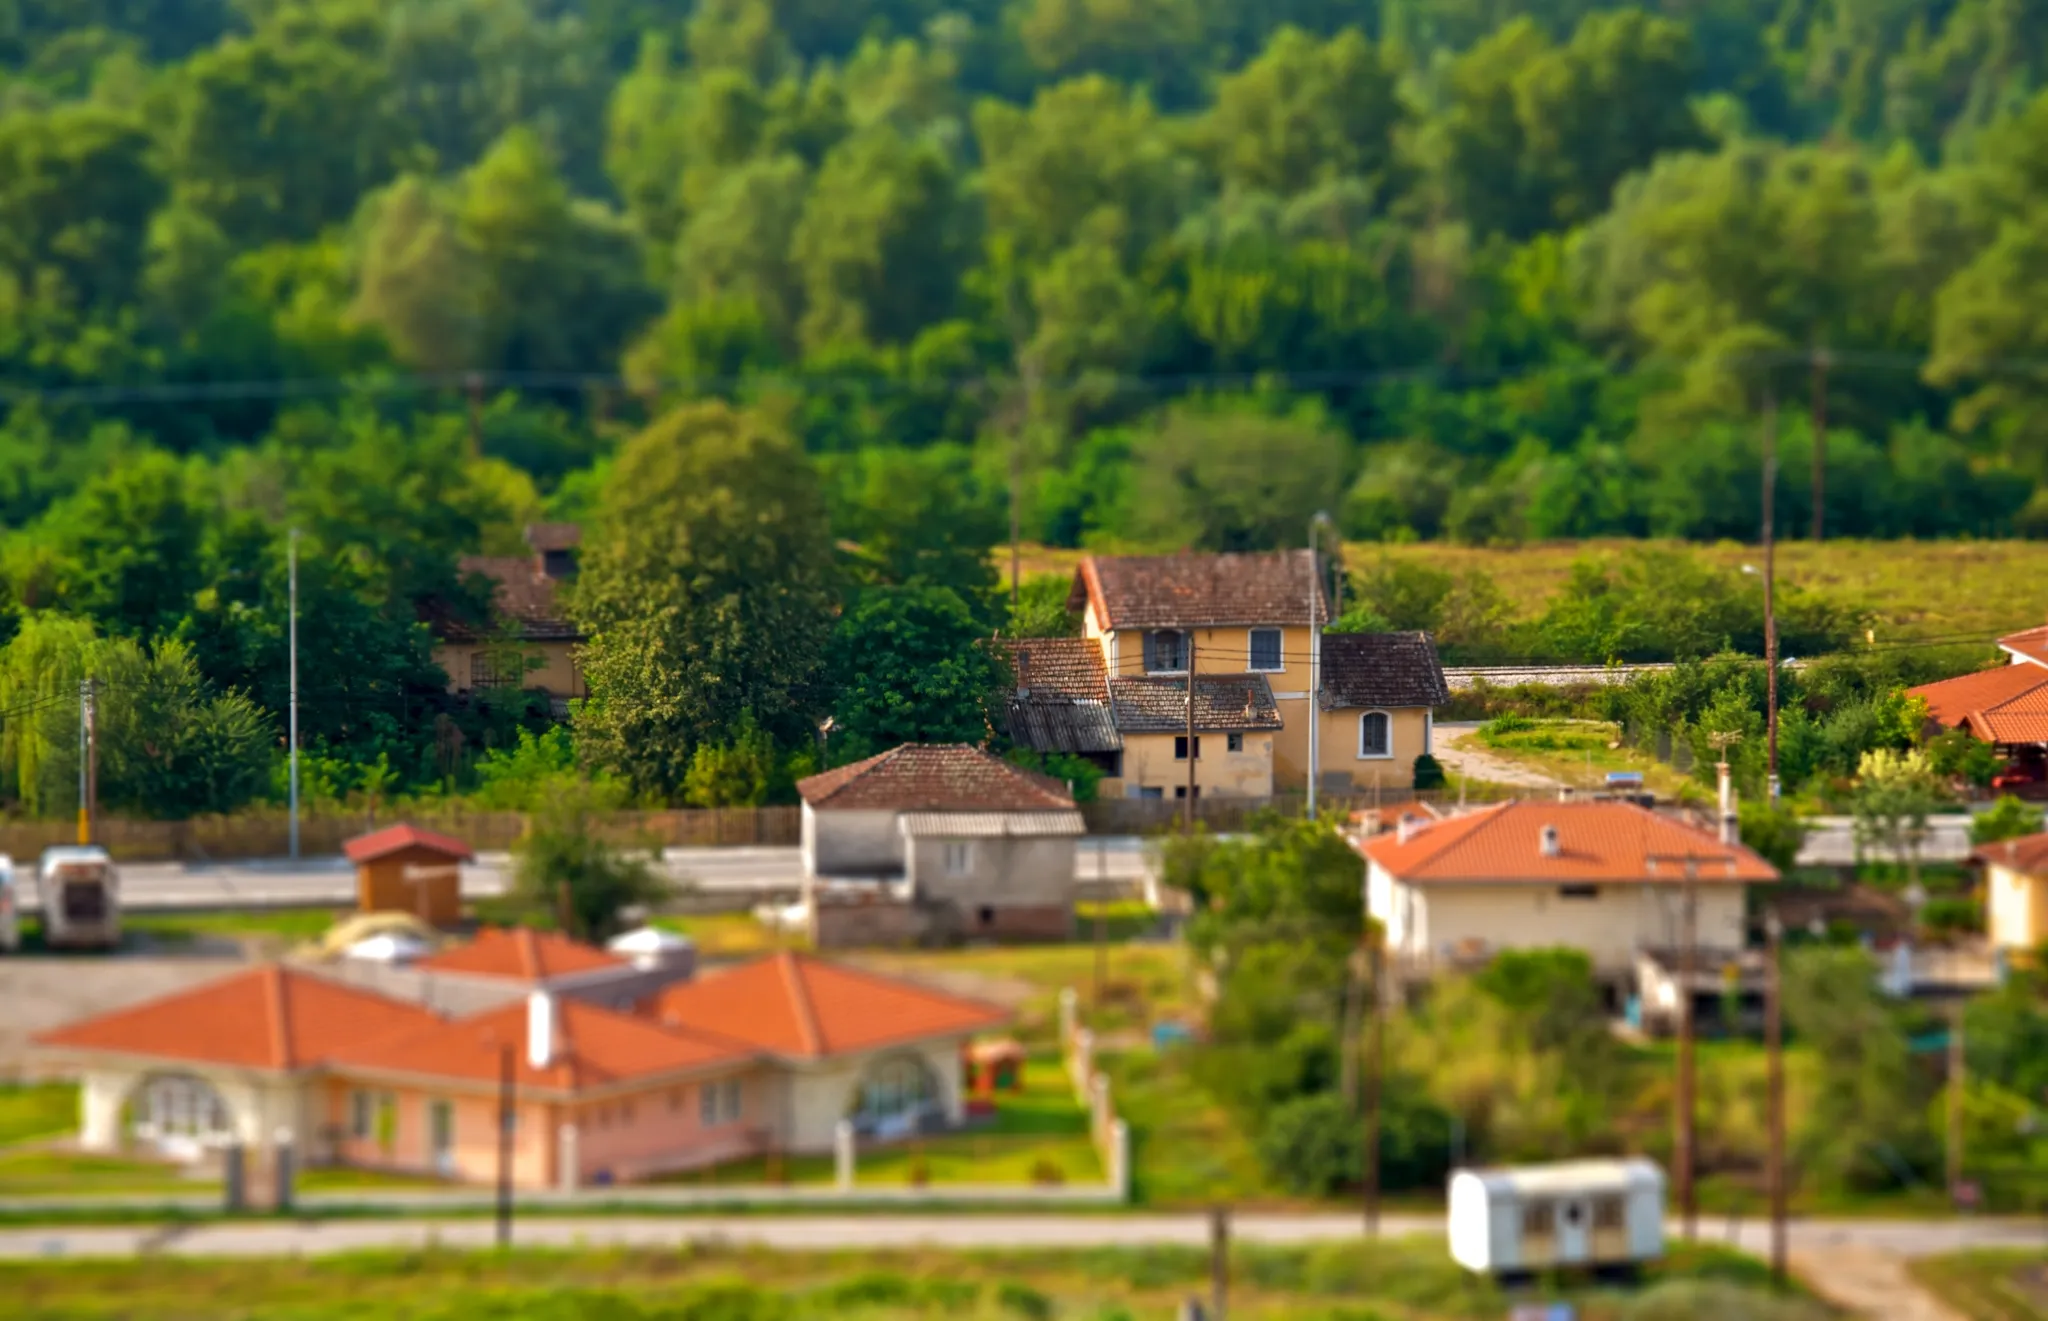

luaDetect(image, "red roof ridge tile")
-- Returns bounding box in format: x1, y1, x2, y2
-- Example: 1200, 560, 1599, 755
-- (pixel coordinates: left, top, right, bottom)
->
267, 964, 293, 1070
778, 952, 825, 1057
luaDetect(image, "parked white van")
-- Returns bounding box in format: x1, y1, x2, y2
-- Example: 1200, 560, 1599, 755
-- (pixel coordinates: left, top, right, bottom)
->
37, 846, 119, 950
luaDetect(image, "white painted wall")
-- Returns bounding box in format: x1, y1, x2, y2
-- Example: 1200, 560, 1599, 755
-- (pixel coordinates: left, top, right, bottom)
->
904, 835, 1076, 908
778, 1037, 967, 1151
1987, 861, 2040, 949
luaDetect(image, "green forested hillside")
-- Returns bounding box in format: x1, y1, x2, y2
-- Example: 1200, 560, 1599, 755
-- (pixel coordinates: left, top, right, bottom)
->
0, 0, 2045, 811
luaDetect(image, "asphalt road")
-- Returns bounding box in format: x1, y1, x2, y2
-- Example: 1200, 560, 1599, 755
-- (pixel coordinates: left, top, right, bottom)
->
19, 840, 1157, 914
0, 1211, 2038, 1261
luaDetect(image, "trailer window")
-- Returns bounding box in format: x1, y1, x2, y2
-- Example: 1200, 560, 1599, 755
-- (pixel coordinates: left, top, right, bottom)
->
1593, 1195, 1625, 1229
1521, 1200, 1554, 1236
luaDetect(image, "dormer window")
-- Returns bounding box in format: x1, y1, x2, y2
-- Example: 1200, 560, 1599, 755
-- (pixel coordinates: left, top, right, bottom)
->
541, 548, 578, 580
1145, 629, 1188, 673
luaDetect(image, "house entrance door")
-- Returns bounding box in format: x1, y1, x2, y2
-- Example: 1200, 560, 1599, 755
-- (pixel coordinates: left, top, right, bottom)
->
429, 1100, 455, 1176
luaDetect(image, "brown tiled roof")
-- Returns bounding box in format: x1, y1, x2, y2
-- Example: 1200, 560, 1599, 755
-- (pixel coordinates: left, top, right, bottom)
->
344, 823, 474, 864
1973, 830, 2048, 875
437, 554, 580, 644
1319, 632, 1449, 709
1359, 800, 1779, 885
525, 523, 582, 553
798, 744, 1074, 811
1005, 638, 1108, 700
413, 927, 627, 982
650, 951, 1007, 1060
328, 996, 750, 1094
1909, 664, 2048, 743
1108, 674, 1283, 734
1072, 551, 1326, 630
35, 966, 441, 1072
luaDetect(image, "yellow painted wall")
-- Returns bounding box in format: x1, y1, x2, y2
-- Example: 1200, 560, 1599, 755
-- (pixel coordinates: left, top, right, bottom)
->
1313, 706, 1432, 794
1987, 862, 2047, 950
1106, 731, 1276, 799
433, 641, 584, 697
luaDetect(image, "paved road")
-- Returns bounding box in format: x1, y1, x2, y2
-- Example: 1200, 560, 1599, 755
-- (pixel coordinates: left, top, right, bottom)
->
17, 841, 1156, 914
0, 1211, 2038, 1261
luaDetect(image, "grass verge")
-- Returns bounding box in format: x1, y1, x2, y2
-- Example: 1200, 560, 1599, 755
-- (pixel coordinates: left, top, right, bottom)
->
1911, 1248, 2048, 1320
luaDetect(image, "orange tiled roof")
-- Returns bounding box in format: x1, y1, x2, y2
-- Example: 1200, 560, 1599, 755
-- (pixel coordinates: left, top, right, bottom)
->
1909, 663, 2048, 744
34, 966, 440, 1072
651, 951, 1007, 1059
1974, 830, 2048, 875
797, 744, 1073, 811
413, 927, 626, 982
1999, 623, 2048, 668
1358, 800, 1778, 885
343, 823, 474, 864
328, 996, 751, 1093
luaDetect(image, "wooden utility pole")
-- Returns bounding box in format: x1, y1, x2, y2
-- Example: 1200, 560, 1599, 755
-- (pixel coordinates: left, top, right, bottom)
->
1948, 999, 1966, 1203
1009, 425, 1022, 609
1765, 912, 1787, 1286
1676, 856, 1699, 1241
1183, 635, 1198, 834
1092, 840, 1108, 1008
496, 1042, 515, 1248
1810, 347, 1828, 543
83, 678, 98, 845
1208, 1205, 1230, 1321
1363, 920, 1384, 1238
1762, 394, 1780, 801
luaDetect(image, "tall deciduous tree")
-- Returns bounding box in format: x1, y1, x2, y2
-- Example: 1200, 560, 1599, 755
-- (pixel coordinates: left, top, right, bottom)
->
572, 402, 837, 796
827, 584, 1007, 761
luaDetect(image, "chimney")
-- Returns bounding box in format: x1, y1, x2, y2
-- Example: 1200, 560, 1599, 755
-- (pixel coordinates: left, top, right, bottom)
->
1717, 760, 1739, 846
1397, 814, 1419, 845
527, 990, 556, 1070
1540, 825, 1561, 858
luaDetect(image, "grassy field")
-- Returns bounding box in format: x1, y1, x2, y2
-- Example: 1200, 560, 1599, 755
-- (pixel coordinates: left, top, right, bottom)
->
0, 1082, 76, 1146
0, 1239, 1827, 1320
20, 909, 347, 954
0, 1147, 202, 1196
853, 942, 1196, 1052
1019, 537, 2048, 640
1911, 1249, 2048, 1320
1470, 718, 1697, 797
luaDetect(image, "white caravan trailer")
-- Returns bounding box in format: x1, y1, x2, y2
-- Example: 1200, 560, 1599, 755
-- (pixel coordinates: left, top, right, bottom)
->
37, 846, 120, 949
0, 855, 18, 951
1448, 1158, 1664, 1275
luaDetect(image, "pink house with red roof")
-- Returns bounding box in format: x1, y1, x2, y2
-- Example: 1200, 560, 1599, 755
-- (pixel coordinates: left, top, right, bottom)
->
37, 938, 1006, 1189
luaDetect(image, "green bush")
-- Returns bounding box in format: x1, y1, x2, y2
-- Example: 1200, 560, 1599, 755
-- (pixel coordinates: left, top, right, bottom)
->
995, 1281, 1053, 1321
1972, 795, 2044, 846
1411, 752, 1446, 791
1921, 896, 1983, 935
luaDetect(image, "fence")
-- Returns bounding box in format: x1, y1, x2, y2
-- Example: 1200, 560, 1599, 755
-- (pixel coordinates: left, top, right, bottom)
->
1057, 987, 1132, 1202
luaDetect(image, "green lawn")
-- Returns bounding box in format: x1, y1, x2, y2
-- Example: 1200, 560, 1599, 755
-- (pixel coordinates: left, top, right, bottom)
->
652, 911, 807, 957
1911, 1249, 2048, 1320
21, 908, 345, 952
854, 941, 1195, 1051
1474, 718, 1700, 798
0, 1082, 77, 1146
0, 1147, 206, 1196
0, 1238, 1828, 1320
1100, 1045, 1274, 1207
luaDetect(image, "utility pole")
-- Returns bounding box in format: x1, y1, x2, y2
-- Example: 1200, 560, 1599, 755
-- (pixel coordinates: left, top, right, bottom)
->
1810, 346, 1828, 543
288, 527, 301, 861
1765, 912, 1787, 1287
1008, 425, 1022, 609
1948, 999, 1966, 1204
1363, 907, 1384, 1238
1676, 855, 1699, 1242
496, 1041, 515, 1248
1208, 1205, 1230, 1321
1307, 514, 1331, 820
1762, 393, 1780, 803
1184, 634, 1198, 835
76, 679, 94, 845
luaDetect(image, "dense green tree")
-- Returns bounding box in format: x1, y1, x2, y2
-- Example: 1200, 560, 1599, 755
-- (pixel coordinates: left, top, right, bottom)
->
1203, 28, 1403, 201
1127, 400, 1352, 551
0, 102, 163, 313
572, 402, 837, 797
826, 584, 1007, 760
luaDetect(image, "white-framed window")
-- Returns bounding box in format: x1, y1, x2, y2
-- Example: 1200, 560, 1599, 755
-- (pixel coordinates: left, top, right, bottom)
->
1358, 710, 1392, 758
350, 1090, 372, 1140
942, 840, 974, 876
722, 1079, 743, 1122
1145, 630, 1188, 673
699, 1085, 716, 1126
1226, 732, 1244, 753
1247, 628, 1282, 672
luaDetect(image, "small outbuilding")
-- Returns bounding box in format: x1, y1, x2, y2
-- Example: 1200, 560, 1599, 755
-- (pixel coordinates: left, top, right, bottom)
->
343, 824, 474, 927
1448, 1158, 1665, 1276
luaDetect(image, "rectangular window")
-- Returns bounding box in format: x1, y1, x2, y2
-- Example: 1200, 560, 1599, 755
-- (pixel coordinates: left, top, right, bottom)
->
350, 1090, 372, 1140
1247, 628, 1282, 672
700, 1085, 717, 1126
943, 841, 974, 876
470, 650, 523, 690
1523, 1200, 1555, 1236
1137, 786, 1164, 800
724, 1080, 743, 1123
1559, 885, 1599, 900
1174, 735, 1201, 760
375, 1093, 396, 1151
1359, 711, 1392, 758
1593, 1196, 1625, 1229
1174, 785, 1201, 800
1145, 630, 1187, 673
1226, 733, 1244, 753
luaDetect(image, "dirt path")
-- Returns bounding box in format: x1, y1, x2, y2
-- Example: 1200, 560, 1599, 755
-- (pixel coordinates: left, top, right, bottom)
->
1794, 1245, 1969, 1321
1430, 722, 1566, 790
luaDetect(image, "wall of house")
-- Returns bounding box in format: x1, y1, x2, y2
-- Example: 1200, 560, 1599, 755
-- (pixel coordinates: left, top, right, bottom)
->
1110, 731, 1275, 799
1313, 707, 1432, 795
807, 889, 928, 948
432, 641, 584, 698
325, 1082, 557, 1187
776, 1038, 968, 1151
905, 835, 1074, 909
73, 1064, 322, 1157
1987, 861, 2046, 949
803, 806, 904, 877
1371, 864, 1749, 974
570, 1067, 760, 1184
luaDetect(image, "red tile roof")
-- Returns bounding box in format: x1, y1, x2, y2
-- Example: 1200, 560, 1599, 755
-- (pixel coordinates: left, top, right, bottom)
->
433, 554, 581, 644
1006, 637, 1108, 700
412, 927, 627, 981
1359, 800, 1778, 885
1973, 830, 2048, 875
650, 951, 1007, 1059
1999, 624, 2048, 668
1908, 664, 2048, 744
344, 823, 475, 864
35, 966, 441, 1071
328, 996, 750, 1093
797, 744, 1073, 811
1071, 551, 1327, 630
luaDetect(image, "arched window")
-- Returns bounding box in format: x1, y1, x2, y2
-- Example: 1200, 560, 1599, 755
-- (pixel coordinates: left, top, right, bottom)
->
850, 1053, 941, 1135
131, 1073, 235, 1157
1359, 711, 1392, 758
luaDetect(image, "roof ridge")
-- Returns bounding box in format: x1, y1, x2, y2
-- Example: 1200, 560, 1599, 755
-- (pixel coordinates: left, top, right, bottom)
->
778, 952, 825, 1057
795, 954, 1011, 1018
1392, 801, 1512, 870
266, 965, 294, 1070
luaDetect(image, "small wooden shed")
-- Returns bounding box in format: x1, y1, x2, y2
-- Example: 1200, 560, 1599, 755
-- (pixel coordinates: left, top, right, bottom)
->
1448, 1158, 1664, 1276
343, 824, 474, 927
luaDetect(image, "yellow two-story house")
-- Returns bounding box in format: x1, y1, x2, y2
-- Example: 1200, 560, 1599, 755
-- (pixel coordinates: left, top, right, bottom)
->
1012, 551, 1446, 799
429, 523, 587, 717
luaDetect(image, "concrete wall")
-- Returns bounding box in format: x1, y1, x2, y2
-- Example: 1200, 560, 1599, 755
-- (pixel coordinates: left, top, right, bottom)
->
1109, 732, 1275, 800
1313, 706, 1432, 794
804, 806, 904, 877
905, 835, 1074, 908
778, 1037, 967, 1151
76, 1065, 321, 1158
1987, 861, 2044, 949
314, 959, 690, 1018
1371, 862, 1750, 975
432, 641, 584, 698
